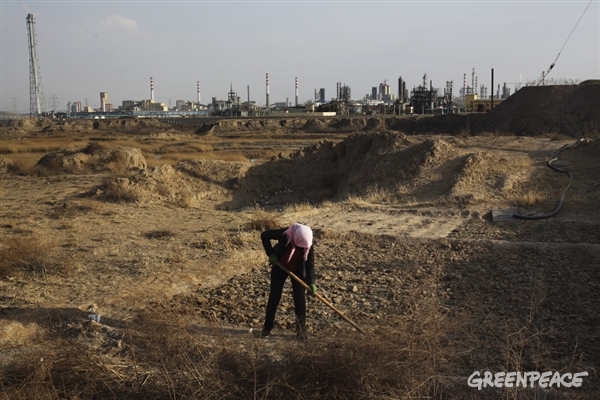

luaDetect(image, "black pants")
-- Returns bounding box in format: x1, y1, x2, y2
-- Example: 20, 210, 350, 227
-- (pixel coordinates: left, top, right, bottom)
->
263, 265, 306, 332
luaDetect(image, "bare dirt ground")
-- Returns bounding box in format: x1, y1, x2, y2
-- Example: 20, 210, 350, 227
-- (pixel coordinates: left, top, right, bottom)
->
1, 82, 599, 399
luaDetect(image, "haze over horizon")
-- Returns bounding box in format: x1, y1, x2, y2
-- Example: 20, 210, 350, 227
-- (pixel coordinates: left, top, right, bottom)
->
1, 0, 598, 114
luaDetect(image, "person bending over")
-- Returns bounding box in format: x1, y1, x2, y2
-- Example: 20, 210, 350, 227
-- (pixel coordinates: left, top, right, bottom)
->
260, 223, 316, 340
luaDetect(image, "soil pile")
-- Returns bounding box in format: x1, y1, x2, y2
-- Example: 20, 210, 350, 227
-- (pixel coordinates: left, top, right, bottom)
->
96, 160, 249, 207
228, 131, 470, 207
1, 117, 175, 137
36, 144, 147, 174
228, 131, 558, 209
473, 80, 600, 137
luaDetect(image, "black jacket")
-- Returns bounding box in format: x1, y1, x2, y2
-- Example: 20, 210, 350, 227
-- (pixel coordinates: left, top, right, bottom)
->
261, 228, 315, 285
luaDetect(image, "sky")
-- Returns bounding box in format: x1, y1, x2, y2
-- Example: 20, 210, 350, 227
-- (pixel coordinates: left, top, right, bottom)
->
1, 0, 598, 113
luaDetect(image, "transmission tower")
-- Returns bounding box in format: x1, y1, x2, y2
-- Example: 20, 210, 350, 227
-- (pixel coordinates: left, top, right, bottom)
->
26, 13, 46, 117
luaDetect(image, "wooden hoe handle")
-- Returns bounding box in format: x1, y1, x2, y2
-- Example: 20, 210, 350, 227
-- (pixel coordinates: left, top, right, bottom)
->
277, 262, 365, 334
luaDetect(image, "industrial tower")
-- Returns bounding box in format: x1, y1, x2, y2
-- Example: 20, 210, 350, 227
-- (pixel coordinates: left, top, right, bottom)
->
26, 13, 46, 117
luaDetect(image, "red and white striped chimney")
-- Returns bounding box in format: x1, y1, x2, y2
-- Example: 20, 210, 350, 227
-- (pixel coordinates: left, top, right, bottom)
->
295, 77, 298, 107
150, 77, 155, 101
197, 81, 201, 104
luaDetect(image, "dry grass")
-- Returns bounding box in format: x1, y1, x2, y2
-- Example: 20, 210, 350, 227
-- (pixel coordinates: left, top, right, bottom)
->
144, 229, 176, 240
0, 235, 69, 277
0, 308, 471, 400
517, 188, 549, 207
99, 177, 141, 203
245, 209, 282, 231
345, 186, 397, 206
49, 199, 104, 219
283, 202, 314, 213
176, 188, 197, 209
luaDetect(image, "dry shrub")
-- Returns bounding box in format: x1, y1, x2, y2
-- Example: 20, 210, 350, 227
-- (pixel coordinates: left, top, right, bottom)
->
50, 199, 104, 219
177, 188, 197, 209
81, 141, 105, 155
0, 235, 67, 277
517, 188, 549, 207
144, 230, 176, 239
99, 177, 141, 203
192, 229, 248, 251
107, 157, 132, 176
3, 160, 38, 176
245, 210, 281, 231
283, 202, 314, 213
345, 186, 396, 205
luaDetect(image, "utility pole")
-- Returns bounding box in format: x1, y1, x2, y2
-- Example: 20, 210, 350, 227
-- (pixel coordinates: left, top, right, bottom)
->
26, 13, 46, 117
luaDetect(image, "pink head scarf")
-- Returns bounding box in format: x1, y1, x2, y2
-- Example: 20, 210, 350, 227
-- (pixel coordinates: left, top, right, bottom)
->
283, 223, 313, 262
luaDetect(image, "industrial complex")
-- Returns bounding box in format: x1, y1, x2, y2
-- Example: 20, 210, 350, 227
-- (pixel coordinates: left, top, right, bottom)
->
24, 12, 515, 120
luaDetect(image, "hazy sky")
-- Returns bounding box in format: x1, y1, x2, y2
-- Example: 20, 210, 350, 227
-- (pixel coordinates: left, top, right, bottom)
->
1, 0, 598, 113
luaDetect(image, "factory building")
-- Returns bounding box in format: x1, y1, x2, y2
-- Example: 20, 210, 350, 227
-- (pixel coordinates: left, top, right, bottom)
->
409, 74, 454, 114
464, 94, 505, 112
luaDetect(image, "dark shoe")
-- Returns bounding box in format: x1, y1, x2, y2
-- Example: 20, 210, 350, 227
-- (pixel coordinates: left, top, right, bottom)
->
295, 316, 307, 341
260, 329, 271, 338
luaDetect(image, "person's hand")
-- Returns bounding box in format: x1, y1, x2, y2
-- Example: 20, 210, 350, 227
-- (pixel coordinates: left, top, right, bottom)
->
309, 284, 317, 296
268, 253, 278, 265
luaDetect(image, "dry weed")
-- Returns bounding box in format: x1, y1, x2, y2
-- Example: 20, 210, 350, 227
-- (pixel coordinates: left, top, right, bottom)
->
50, 199, 104, 219
245, 210, 281, 231
345, 186, 396, 205
177, 189, 197, 209
283, 202, 314, 213
517, 188, 549, 207
191, 228, 248, 251
0, 235, 69, 277
99, 177, 141, 203
144, 230, 176, 240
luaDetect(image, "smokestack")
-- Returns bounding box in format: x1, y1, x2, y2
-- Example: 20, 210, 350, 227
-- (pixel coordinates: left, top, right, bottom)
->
475, 76, 478, 97
398, 76, 404, 103
491, 68, 494, 110
295, 77, 298, 107
150, 77, 155, 101
266, 73, 270, 109
471, 68, 475, 96
197, 81, 201, 104
463, 73, 467, 98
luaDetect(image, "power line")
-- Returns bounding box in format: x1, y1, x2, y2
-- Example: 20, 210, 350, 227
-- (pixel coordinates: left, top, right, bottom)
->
539, 0, 594, 84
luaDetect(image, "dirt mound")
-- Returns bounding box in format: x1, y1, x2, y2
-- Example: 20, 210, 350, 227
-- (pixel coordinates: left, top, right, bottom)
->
474, 82, 600, 137
226, 132, 470, 208
0, 158, 15, 174
97, 160, 250, 207
2, 118, 174, 137
36, 144, 146, 174
449, 152, 532, 204
176, 159, 249, 186
302, 118, 328, 131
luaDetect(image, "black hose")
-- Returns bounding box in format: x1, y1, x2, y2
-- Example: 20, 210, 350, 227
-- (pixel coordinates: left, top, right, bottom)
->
513, 140, 579, 220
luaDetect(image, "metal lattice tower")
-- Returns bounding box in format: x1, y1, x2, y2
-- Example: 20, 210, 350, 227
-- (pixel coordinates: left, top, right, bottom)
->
26, 13, 46, 117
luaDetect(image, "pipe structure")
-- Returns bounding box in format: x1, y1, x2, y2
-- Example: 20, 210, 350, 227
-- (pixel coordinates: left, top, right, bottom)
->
197, 81, 201, 104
